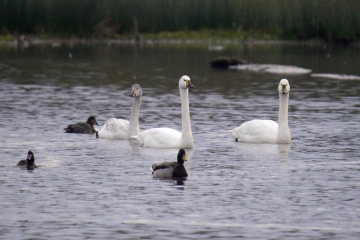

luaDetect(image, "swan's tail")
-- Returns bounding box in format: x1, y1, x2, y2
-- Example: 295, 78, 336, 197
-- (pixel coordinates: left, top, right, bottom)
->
228, 129, 238, 140
130, 135, 144, 146
150, 165, 155, 174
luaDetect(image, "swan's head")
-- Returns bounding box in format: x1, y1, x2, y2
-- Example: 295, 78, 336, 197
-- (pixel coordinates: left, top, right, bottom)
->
278, 79, 290, 94
87, 116, 99, 126
129, 84, 142, 98
177, 149, 187, 165
27, 150, 34, 162
179, 75, 195, 89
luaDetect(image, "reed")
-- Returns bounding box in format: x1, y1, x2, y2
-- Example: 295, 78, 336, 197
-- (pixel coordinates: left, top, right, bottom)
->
0, 0, 359, 42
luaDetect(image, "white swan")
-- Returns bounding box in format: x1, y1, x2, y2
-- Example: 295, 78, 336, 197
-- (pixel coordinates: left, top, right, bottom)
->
132, 75, 194, 148
229, 79, 291, 144
96, 84, 142, 139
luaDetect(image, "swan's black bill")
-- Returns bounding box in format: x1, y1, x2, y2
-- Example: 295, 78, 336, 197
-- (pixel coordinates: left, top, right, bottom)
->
187, 82, 195, 88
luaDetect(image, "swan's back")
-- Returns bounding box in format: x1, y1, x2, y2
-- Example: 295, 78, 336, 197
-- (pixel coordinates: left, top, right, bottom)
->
132, 128, 182, 148
230, 119, 278, 143
97, 118, 129, 139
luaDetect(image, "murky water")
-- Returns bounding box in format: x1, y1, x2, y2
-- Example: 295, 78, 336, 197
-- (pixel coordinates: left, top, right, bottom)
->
1, 42, 360, 239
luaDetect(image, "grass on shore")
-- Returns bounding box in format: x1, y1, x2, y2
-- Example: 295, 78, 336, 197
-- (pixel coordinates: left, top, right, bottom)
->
136, 29, 281, 41
0, 29, 283, 42
1, 0, 359, 43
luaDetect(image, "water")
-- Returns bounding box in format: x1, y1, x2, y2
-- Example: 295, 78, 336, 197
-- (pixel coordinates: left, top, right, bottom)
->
1, 42, 360, 239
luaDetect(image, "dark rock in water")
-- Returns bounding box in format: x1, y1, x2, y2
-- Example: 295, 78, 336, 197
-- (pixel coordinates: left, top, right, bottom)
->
210, 57, 250, 69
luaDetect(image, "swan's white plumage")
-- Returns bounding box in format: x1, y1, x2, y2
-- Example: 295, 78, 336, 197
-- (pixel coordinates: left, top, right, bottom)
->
97, 118, 129, 139
229, 119, 278, 143
97, 84, 142, 140
132, 75, 194, 149
229, 79, 291, 144
132, 128, 181, 148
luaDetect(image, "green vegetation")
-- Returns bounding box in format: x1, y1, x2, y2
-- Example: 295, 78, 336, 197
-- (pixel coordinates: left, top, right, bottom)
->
121, 29, 279, 41
0, 0, 359, 43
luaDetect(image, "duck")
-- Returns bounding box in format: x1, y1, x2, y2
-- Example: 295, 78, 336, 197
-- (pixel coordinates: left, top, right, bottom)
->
96, 84, 142, 139
17, 150, 38, 170
132, 75, 194, 148
229, 79, 291, 144
151, 149, 188, 178
64, 116, 98, 134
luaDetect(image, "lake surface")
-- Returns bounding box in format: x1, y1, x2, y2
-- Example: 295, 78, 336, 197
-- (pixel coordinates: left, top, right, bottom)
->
1, 41, 360, 239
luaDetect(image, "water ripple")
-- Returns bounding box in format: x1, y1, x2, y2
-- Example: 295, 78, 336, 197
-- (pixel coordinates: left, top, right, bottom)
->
1, 44, 360, 239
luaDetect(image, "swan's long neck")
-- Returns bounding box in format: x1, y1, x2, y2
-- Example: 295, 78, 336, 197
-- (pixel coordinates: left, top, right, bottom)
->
179, 87, 193, 148
128, 96, 141, 137
277, 93, 291, 144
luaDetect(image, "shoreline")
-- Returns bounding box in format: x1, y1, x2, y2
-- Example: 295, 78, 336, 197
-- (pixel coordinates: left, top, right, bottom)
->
0, 38, 332, 47
1, 29, 359, 47
1, 38, 359, 48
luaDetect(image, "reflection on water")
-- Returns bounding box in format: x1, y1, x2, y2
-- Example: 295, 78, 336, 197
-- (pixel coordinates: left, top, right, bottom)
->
0, 43, 360, 239
232, 143, 290, 159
